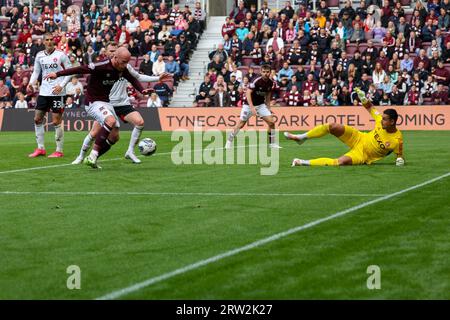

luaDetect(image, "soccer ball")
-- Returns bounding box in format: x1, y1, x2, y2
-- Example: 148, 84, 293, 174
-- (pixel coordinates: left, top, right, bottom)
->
138, 138, 157, 156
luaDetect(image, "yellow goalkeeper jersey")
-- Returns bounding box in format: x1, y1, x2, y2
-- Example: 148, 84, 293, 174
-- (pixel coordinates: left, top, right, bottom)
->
363, 108, 403, 164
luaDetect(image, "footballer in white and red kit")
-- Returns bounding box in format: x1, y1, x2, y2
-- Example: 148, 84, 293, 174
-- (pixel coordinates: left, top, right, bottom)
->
28, 33, 72, 158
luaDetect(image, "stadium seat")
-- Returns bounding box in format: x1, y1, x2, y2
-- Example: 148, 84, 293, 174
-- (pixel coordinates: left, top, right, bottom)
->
138, 100, 148, 108
346, 43, 358, 55
252, 66, 261, 74
241, 56, 254, 67
400, 0, 410, 5
238, 66, 249, 74
327, 0, 340, 7
357, 43, 368, 53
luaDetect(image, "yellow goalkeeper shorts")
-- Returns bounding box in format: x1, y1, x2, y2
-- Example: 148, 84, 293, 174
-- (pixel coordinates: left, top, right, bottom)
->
338, 125, 368, 165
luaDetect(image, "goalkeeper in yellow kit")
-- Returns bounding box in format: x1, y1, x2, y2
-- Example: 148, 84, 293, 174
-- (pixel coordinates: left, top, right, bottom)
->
285, 88, 405, 166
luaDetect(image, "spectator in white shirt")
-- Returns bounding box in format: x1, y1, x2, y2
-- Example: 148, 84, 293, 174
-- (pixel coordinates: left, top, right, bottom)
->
14, 93, 28, 108
126, 15, 140, 33
152, 55, 166, 76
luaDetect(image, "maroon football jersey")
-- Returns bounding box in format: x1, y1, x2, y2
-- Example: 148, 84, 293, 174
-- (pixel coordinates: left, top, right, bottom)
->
248, 76, 273, 106
55, 60, 144, 104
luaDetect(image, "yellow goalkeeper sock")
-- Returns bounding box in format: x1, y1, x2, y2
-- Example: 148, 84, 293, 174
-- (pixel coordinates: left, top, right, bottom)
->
306, 124, 330, 139
309, 158, 339, 166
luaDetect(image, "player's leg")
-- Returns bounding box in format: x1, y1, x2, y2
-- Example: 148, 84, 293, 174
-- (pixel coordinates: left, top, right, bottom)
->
261, 114, 281, 148
225, 104, 251, 149
292, 155, 352, 167
123, 110, 144, 164
84, 102, 119, 168
47, 111, 64, 157
225, 120, 247, 149
285, 123, 347, 144
72, 121, 101, 164
29, 106, 47, 157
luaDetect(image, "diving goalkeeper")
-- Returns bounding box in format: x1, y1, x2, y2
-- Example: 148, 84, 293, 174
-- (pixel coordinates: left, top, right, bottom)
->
285, 88, 405, 166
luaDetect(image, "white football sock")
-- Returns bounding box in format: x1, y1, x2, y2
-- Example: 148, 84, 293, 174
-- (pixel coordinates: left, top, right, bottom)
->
80, 133, 94, 157
54, 124, 64, 152
89, 149, 99, 161
35, 123, 45, 149
128, 125, 144, 153
297, 133, 308, 140
228, 129, 239, 142
300, 159, 310, 166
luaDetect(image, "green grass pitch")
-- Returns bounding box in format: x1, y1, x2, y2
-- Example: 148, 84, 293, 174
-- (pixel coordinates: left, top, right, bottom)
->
0, 130, 449, 299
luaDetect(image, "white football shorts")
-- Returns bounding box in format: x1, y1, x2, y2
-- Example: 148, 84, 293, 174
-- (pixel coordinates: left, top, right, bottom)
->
85, 101, 120, 128
240, 103, 272, 121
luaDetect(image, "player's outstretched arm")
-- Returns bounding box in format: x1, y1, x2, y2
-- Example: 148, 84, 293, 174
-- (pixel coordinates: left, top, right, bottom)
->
354, 87, 374, 111
127, 64, 161, 83
123, 68, 145, 94
45, 65, 94, 80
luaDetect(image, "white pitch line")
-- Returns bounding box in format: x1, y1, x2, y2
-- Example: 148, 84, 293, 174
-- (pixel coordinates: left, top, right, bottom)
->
0, 191, 386, 197
96, 172, 450, 300
0, 144, 259, 175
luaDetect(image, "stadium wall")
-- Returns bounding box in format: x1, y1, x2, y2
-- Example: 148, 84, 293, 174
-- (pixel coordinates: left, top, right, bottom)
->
1, 107, 449, 131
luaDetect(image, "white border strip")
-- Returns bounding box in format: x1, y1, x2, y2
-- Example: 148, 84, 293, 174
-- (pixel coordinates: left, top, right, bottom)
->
96, 172, 450, 300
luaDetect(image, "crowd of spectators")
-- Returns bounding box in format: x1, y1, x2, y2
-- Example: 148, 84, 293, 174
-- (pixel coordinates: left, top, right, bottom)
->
0, 0, 206, 108
198, 0, 450, 107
